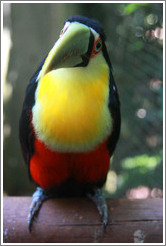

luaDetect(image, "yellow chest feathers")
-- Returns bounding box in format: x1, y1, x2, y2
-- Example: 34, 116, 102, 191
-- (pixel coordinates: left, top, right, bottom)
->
32, 54, 112, 152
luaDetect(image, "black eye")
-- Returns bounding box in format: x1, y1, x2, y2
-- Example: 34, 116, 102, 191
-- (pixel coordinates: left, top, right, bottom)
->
95, 39, 102, 52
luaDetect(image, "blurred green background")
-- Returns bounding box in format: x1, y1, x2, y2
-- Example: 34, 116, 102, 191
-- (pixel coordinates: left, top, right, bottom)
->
3, 3, 163, 198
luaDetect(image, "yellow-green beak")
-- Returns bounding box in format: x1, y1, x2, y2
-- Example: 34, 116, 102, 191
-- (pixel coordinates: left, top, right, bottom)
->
38, 22, 91, 80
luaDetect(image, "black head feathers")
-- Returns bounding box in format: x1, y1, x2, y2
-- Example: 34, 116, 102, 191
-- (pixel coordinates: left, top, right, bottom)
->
65, 15, 106, 41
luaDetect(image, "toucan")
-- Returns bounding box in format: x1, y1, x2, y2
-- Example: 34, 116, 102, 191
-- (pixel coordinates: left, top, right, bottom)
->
19, 15, 121, 231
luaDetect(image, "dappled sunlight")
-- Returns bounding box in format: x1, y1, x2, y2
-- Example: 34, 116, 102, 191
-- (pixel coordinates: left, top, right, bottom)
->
122, 154, 161, 171
151, 187, 163, 198
136, 108, 147, 119
126, 185, 163, 199
146, 135, 158, 147
3, 28, 13, 103
3, 122, 11, 141
150, 78, 162, 91
126, 186, 151, 199
146, 13, 158, 26
104, 170, 117, 194
3, 27, 13, 142
3, 4, 13, 143
145, 27, 163, 41
153, 27, 163, 40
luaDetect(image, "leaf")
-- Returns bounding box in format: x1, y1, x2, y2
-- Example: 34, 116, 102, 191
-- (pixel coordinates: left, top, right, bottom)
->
124, 3, 149, 14
122, 153, 162, 172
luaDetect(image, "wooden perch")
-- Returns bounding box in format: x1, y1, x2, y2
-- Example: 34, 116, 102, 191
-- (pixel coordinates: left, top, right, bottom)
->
3, 197, 163, 243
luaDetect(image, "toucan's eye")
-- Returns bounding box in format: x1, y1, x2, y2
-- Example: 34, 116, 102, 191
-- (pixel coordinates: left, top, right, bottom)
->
95, 39, 102, 52
92, 37, 102, 57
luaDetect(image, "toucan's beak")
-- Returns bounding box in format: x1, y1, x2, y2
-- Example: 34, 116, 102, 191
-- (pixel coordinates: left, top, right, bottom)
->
38, 22, 91, 80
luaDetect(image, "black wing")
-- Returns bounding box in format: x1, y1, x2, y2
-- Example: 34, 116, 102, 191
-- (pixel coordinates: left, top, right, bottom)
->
101, 42, 121, 156
19, 57, 46, 166
107, 69, 121, 157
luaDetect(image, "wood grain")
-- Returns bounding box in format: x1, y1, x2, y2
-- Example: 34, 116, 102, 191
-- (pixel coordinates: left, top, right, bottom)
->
3, 197, 163, 243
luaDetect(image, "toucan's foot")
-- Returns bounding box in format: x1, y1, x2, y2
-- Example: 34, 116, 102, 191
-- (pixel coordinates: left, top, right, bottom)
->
28, 187, 51, 232
87, 188, 108, 230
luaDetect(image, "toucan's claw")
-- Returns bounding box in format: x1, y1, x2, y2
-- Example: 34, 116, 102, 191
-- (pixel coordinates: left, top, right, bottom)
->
87, 188, 108, 231
28, 187, 49, 232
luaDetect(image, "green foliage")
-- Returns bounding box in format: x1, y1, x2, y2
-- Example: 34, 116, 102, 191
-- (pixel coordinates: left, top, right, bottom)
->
122, 153, 162, 172
123, 3, 149, 14
110, 153, 163, 197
